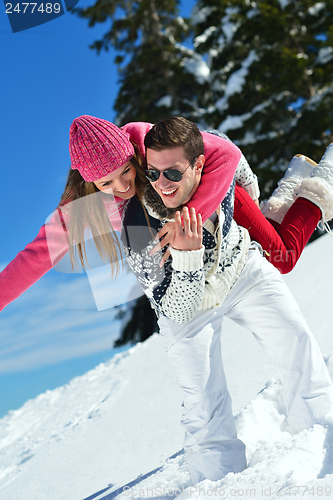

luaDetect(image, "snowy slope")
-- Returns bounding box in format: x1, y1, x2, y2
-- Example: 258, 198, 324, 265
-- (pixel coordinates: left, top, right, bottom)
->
0, 234, 332, 500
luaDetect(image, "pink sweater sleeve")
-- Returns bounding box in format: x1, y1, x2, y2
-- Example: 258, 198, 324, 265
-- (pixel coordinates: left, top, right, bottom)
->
0, 210, 69, 312
185, 131, 242, 223
0, 196, 130, 312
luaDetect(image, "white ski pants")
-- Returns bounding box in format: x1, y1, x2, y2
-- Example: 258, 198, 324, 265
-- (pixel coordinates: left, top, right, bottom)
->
158, 248, 333, 485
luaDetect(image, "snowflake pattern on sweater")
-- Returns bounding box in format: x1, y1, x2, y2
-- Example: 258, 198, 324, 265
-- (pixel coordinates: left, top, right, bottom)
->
121, 180, 250, 324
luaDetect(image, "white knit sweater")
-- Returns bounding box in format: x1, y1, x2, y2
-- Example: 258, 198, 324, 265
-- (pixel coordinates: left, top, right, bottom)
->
121, 181, 251, 324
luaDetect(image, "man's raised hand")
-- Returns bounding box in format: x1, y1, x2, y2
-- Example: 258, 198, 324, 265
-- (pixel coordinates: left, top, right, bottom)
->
172, 207, 203, 251
149, 207, 203, 267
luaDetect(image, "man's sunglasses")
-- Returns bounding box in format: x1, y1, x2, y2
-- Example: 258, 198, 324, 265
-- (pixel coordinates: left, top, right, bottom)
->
145, 156, 198, 183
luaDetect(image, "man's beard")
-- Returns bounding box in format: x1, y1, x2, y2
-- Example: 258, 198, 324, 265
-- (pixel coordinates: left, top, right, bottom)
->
143, 182, 184, 220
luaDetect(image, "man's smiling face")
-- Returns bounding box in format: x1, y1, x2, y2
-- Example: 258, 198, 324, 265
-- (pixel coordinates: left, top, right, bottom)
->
146, 147, 204, 209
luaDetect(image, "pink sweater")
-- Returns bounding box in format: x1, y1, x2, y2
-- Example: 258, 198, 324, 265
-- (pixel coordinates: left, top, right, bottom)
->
0, 123, 241, 311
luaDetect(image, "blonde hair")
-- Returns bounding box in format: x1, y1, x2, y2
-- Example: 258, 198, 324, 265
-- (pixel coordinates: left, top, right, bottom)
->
58, 146, 146, 277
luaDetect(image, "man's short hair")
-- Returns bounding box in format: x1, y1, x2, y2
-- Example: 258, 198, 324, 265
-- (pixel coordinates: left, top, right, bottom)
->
144, 116, 204, 163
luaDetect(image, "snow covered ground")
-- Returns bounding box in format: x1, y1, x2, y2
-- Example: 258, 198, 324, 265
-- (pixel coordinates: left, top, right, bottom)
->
0, 234, 333, 500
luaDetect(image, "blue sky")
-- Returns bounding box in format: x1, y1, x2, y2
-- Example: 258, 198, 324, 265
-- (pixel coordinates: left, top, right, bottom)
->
0, 1, 196, 418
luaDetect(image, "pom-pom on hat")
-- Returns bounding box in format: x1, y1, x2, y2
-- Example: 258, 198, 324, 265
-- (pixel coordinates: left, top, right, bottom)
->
69, 115, 135, 182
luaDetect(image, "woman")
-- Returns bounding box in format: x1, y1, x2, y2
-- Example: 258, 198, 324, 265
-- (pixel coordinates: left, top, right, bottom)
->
0, 114, 332, 312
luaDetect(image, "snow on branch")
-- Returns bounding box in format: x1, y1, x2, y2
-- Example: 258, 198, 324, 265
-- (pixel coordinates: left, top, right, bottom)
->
181, 52, 210, 84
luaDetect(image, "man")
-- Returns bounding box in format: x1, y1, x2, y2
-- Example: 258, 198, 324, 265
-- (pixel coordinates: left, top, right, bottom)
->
121, 116, 333, 485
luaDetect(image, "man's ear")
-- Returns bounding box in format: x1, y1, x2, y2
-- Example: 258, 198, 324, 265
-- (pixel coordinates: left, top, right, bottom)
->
195, 154, 205, 174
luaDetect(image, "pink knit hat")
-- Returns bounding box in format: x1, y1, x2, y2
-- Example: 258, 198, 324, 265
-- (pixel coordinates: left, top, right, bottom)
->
69, 115, 135, 182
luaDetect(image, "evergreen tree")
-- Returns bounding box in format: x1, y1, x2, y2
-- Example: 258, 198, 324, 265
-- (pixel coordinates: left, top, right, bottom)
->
193, 0, 333, 195
114, 296, 158, 347
73, 0, 208, 124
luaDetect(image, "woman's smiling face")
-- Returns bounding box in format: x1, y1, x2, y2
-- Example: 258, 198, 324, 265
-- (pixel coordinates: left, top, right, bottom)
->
93, 161, 136, 199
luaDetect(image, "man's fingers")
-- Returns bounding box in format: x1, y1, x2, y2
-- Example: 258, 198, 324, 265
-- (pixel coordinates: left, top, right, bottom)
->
149, 221, 177, 256
149, 240, 162, 256
175, 210, 183, 237
159, 246, 171, 267
189, 207, 198, 233
183, 206, 191, 234
154, 227, 167, 241
154, 221, 173, 241
150, 231, 175, 255
197, 213, 203, 235
189, 207, 202, 237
